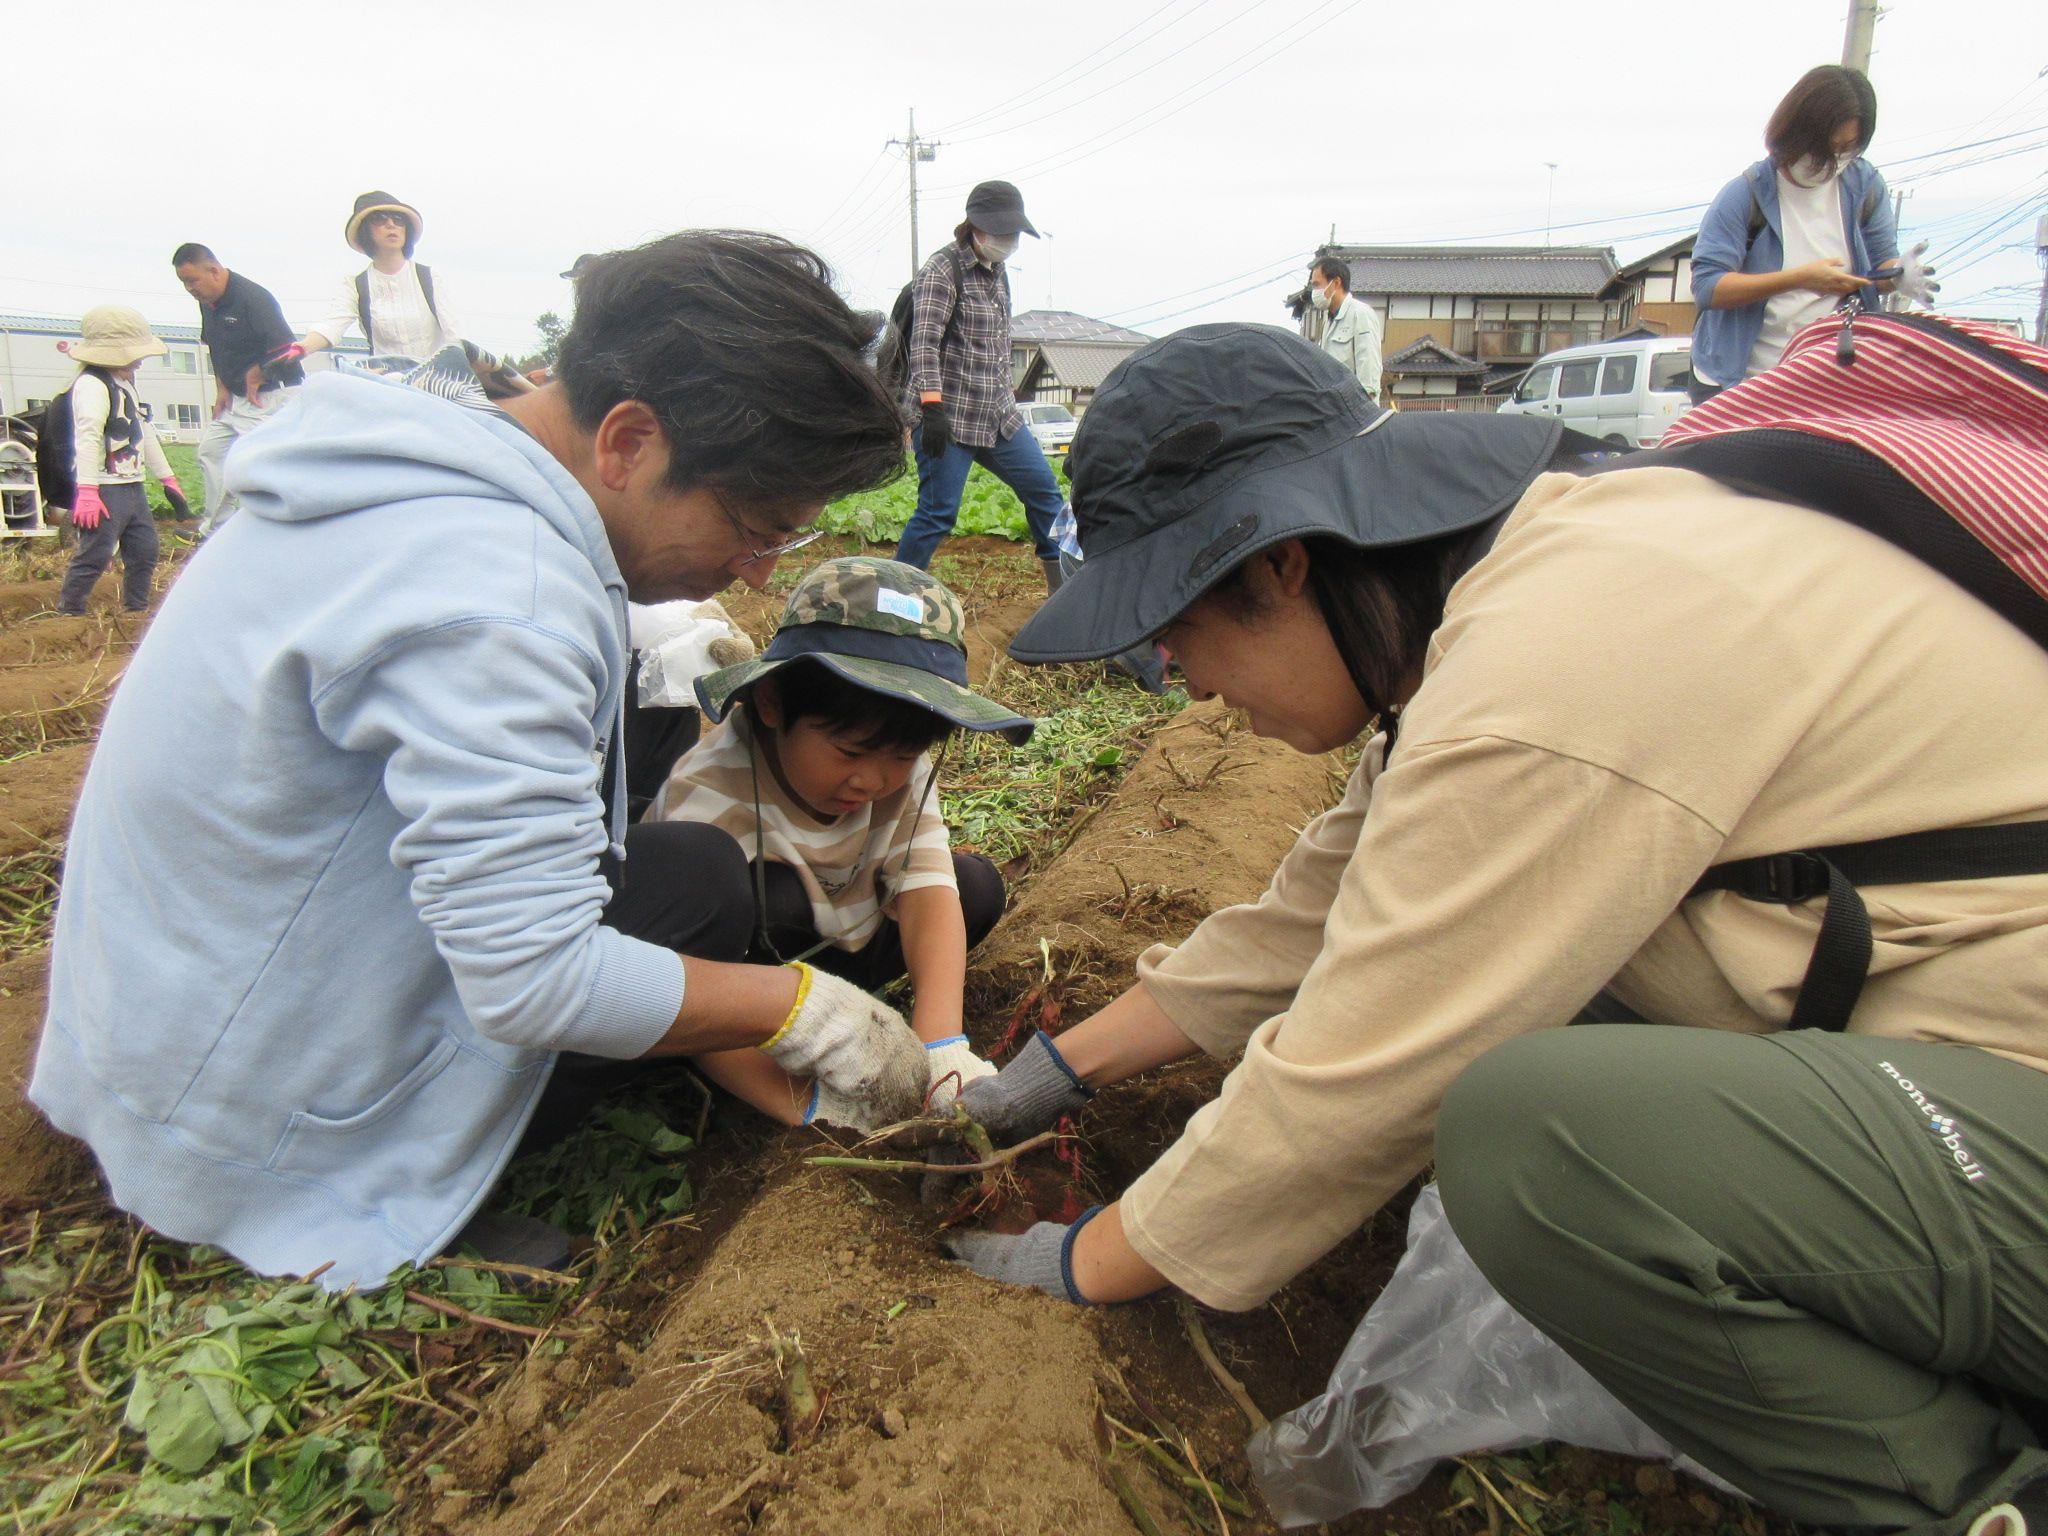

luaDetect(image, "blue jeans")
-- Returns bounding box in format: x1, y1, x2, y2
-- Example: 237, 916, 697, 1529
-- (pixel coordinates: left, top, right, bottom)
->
895, 425, 1062, 568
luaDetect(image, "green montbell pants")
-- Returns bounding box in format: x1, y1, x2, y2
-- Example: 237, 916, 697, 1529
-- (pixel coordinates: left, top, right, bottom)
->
1437, 1026, 2048, 1534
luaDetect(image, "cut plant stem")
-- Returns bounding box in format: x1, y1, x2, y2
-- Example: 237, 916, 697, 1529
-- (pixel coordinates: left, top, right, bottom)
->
805, 1128, 1064, 1176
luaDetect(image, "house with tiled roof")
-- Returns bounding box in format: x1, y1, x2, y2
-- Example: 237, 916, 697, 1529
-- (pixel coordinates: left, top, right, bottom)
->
1010, 309, 1150, 415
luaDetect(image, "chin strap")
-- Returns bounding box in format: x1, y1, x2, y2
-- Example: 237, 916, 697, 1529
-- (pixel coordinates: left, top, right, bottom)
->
742, 713, 953, 966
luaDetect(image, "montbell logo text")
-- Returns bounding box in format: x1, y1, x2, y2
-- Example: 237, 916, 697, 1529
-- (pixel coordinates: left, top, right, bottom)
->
1880, 1061, 1987, 1182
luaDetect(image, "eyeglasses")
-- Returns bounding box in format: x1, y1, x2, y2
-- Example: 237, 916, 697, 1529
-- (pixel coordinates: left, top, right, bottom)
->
711, 490, 825, 565
366, 212, 408, 228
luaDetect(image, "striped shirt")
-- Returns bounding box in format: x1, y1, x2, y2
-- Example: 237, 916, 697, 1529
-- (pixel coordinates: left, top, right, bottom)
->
654, 710, 956, 950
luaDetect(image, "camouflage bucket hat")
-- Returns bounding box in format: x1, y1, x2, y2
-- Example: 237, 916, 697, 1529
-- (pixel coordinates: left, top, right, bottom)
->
696, 557, 1036, 745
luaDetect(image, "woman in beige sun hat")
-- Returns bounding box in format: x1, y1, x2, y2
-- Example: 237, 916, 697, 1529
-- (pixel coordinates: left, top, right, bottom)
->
54, 305, 187, 615
297, 190, 461, 363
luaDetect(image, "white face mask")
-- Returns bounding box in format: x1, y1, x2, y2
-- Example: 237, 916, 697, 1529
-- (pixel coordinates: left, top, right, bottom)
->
1310, 283, 1332, 312
975, 231, 1020, 264
1794, 151, 1856, 185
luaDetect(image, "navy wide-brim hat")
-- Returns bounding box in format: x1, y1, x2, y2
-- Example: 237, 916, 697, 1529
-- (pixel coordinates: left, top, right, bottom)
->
1007, 324, 1566, 666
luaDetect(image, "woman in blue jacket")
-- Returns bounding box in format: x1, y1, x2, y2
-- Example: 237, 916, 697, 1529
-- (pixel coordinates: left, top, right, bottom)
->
1689, 65, 1901, 402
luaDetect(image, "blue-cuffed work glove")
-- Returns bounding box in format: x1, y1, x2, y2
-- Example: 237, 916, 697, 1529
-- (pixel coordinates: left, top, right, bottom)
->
943, 1207, 1102, 1303
958, 1029, 1091, 1140
924, 1034, 997, 1112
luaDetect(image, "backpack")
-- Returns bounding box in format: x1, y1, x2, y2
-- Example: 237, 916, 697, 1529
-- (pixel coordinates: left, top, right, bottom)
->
355, 264, 437, 355
33, 365, 121, 513
875, 243, 1007, 397
1617, 309, 2048, 1032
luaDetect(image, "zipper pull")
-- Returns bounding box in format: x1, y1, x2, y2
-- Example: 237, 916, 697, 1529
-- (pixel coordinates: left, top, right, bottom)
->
1836, 298, 1859, 367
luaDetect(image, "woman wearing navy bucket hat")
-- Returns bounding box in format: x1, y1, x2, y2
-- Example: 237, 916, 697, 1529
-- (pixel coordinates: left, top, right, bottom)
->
941, 323, 2048, 1536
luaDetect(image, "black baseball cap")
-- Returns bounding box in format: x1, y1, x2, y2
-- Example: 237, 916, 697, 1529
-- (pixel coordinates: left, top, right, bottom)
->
1008, 324, 1565, 665
964, 180, 1038, 238
560, 253, 597, 280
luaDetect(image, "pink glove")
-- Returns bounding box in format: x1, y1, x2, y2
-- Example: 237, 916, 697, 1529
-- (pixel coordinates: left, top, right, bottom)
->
72, 486, 107, 530
162, 474, 182, 495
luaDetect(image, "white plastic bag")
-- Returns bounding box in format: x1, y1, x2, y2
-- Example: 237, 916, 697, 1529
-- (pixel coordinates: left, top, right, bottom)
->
629, 599, 749, 708
1247, 1184, 1736, 1527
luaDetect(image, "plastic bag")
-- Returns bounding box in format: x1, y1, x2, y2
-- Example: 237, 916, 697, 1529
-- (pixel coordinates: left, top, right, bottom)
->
1247, 1184, 1736, 1527
629, 599, 750, 708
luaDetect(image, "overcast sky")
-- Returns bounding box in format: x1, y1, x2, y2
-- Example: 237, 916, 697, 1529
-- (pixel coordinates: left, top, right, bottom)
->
7, 0, 2043, 354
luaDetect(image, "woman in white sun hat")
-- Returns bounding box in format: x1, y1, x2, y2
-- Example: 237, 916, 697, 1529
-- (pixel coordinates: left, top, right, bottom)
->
297, 191, 461, 363
55, 305, 187, 615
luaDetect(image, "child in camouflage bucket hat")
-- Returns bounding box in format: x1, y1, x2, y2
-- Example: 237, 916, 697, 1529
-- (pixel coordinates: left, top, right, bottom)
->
653, 557, 1035, 1132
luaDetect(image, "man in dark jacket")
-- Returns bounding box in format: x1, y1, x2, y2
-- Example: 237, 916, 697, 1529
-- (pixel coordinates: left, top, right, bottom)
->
173, 244, 304, 535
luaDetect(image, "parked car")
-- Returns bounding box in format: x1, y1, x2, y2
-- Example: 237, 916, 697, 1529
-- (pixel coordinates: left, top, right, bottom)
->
1497, 336, 1693, 448
1016, 401, 1078, 457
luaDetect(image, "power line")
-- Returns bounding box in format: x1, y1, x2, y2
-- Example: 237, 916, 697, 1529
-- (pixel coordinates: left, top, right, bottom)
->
943, 0, 1268, 146
931, 0, 1363, 196
808, 148, 896, 245
1106, 249, 1318, 325
935, 0, 1207, 136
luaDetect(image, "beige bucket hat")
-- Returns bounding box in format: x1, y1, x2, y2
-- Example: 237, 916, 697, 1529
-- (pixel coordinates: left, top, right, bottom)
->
69, 305, 168, 368
344, 190, 424, 253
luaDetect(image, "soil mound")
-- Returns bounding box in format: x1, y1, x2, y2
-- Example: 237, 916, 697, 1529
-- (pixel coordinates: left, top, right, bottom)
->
969, 697, 1342, 1023
440, 1152, 1143, 1536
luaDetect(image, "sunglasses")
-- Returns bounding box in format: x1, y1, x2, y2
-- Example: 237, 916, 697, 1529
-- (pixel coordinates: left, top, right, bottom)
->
711, 491, 825, 565
366, 212, 409, 228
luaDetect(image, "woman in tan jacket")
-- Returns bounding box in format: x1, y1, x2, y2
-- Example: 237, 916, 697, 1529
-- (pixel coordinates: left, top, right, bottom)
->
947, 324, 2048, 1536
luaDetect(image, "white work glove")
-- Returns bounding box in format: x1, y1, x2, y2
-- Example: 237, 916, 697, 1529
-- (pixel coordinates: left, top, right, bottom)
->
922, 1035, 998, 1113
632, 599, 756, 707
1892, 240, 1940, 308
763, 964, 927, 1129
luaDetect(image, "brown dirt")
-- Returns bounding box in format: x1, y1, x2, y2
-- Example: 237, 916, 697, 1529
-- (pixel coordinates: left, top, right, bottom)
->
0, 951, 87, 1206
968, 697, 1344, 1021
0, 657, 126, 755
437, 1149, 1153, 1536
0, 611, 141, 669
0, 743, 88, 859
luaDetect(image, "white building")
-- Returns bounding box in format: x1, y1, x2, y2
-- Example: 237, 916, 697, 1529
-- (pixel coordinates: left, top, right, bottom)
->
0, 313, 368, 445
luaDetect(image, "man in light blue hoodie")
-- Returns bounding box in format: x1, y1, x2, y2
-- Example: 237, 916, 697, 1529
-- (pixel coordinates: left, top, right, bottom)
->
30, 233, 923, 1290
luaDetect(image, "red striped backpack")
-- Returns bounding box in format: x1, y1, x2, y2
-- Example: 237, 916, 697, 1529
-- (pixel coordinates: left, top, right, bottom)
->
1623, 308, 2048, 1032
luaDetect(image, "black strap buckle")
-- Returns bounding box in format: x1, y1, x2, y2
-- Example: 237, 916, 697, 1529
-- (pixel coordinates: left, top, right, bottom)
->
1727, 851, 1833, 904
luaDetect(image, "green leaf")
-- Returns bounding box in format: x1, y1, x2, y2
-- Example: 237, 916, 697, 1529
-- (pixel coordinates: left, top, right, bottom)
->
1, 1253, 69, 1299
1092, 746, 1123, 768
130, 1466, 256, 1523
317, 1344, 371, 1391
143, 1376, 227, 1474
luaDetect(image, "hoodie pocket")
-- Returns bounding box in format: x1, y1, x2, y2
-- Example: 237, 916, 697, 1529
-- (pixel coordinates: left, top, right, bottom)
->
268, 1036, 460, 1166
266, 1036, 542, 1242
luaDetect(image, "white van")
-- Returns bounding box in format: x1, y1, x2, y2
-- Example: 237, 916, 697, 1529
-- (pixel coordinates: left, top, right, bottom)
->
1497, 336, 1693, 448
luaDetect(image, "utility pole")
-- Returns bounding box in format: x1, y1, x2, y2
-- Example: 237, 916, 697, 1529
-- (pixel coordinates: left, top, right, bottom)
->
1543, 162, 1559, 247
887, 110, 939, 284
2033, 212, 2048, 346
1841, 0, 1879, 72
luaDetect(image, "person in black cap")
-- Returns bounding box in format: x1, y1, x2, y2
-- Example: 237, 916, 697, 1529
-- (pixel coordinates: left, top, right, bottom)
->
894, 180, 1066, 590
933, 322, 2048, 1536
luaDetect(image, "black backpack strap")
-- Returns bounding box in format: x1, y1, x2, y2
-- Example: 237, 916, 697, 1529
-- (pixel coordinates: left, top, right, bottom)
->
1692, 824, 2048, 1031
416, 264, 437, 326
356, 270, 373, 352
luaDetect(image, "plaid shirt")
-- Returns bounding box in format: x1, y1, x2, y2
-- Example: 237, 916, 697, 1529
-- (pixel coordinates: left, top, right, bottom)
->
906, 237, 1021, 449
